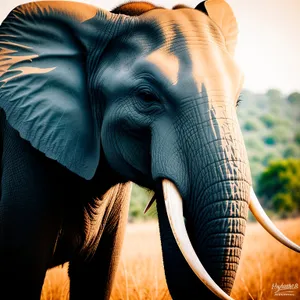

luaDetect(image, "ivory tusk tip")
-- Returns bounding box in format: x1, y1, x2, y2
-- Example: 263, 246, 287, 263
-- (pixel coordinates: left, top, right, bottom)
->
249, 187, 300, 253
143, 194, 156, 214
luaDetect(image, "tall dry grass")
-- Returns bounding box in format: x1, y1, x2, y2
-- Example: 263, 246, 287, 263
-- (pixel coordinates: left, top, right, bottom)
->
41, 218, 300, 300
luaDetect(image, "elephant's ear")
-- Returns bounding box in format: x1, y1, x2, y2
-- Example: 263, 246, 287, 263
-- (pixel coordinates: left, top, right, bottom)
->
195, 0, 238, 56
0, 2, 101, 180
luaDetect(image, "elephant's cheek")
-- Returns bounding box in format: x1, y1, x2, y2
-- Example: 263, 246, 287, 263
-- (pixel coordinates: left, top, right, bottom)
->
101, 122, 151, 184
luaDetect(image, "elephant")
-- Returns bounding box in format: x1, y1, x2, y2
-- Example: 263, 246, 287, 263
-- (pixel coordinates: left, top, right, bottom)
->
0, 1, 299, 299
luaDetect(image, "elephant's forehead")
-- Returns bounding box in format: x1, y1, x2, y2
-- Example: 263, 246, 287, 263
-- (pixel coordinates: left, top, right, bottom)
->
142, 8, 226, 54
142, 9, 243, 100
15, 1, 97, 23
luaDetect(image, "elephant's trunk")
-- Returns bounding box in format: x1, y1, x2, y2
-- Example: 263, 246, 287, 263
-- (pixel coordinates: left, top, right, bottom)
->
189, 177, 249, 296
157, 157, 250, 299
153, 95, 252, 298
162, 179, 235, 300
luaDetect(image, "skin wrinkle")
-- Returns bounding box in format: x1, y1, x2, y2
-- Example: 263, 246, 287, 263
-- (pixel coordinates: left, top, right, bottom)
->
209, 247, 242, 257
108, 102, 152, 178
195, 195, 249, 211
1, 66, 56, 84
185, 138, 244, 176
173, 106, 237, 137
200, 209, 248, 237
199, 222, 247, 249
191, 185, 249, 228
191, 159, 248, 197
141, 9, 242, 99
203, 1, 238, 52
205, 232, 245, 248
0, 50, 37, 77
197, 180, 251, 211
206, 241, 244, 251
194, 206, 248, 237
199, 207, 248, 235
0, 35, 17, 38
191, 138, 245, 185
81, 185, 120, 259
194, 163, 248, 200
147, 50, 179, 85
205, 161, 245, 189
0, 41, 32, 50
200, 214, 248, 233
210, 255, 240, 264
0, 2, 100, 85
179, 94, 238, 154
170, 99, 247, 219
15, 1, 98, 23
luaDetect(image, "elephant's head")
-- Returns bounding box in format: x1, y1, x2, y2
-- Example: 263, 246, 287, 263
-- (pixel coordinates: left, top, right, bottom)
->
0, 1, 299, 299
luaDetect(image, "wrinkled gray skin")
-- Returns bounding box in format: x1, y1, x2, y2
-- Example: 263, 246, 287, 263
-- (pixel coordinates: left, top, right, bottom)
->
0, 1, 251, 299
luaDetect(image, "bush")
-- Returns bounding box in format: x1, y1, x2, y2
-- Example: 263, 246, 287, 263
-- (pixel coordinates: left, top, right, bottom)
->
263, 135, 276, 145
260, 114, 276, 128
249, 161, 265, 188
262, 152, 281, 166
287, 92, 300, 104
243, 120, 259, 131
272, 127, 292, 144
262, 127, 293, 146
283, 145, 300, 159
295, 132, 300, 145
273, 193, 296, 214
266, 89, 282, 101
257, 159, 300, 216
250, 154, 262, 164
245, 137, 265, 152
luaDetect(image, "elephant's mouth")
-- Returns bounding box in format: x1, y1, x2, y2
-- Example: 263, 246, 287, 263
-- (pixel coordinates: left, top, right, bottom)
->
145, 179, 300, 300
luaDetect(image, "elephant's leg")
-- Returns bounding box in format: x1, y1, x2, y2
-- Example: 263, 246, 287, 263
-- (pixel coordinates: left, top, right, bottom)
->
0, 121, 65, 299
68, 182, 131, 300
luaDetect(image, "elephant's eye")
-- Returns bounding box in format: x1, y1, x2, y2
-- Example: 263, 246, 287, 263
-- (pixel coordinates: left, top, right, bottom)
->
138, 90, 160, 103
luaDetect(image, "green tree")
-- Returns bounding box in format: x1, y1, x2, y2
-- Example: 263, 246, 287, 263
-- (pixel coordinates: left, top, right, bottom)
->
287, 92, 300, 104
245, 137, 265, 152
295, 131, 300, 146
257, 159, 300, 216
243, 120, 259, 131
272, 126, 292, 144
263, 135, 276, 145
283, 145, 300, 159
262, 152, 281, 166
260, 114, 276, 128
266, 89, 282, 101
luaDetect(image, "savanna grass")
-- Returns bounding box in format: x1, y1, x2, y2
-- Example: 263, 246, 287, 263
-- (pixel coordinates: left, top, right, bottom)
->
41, 218, 300, 300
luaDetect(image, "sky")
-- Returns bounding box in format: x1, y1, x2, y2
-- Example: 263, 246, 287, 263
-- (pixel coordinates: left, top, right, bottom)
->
0, 0, 299, 94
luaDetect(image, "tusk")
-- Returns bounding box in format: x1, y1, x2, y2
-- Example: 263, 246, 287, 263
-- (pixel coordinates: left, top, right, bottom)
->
249, 187, 300, 253
143, 194, 156, 214
162, 179, 234, 300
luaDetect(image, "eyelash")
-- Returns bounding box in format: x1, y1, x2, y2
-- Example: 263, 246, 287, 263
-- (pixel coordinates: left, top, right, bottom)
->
236, 95, 243, 107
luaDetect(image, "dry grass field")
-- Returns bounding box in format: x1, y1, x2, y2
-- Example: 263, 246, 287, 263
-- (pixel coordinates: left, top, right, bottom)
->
41, 218, 300, 300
